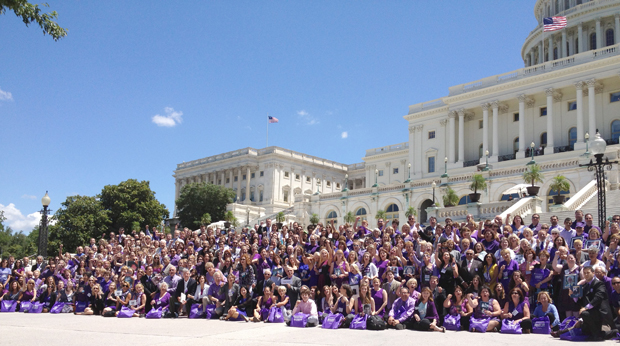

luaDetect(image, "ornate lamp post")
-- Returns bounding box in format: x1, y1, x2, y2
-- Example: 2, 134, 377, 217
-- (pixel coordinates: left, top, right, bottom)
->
404, 163, 412, 183
342, 174, 349, 192
527, 142, 536, 165
481, 150, 490, 171
579, 132, 618, 230
431, 181, 437, 207
39, 191, 51, 257
441, 157, 449, 178
373, 169, 378, 187
581, 132, 591, 157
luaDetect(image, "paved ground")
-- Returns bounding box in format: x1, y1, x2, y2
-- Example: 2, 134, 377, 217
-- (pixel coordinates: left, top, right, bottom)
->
0, 313, 613, 346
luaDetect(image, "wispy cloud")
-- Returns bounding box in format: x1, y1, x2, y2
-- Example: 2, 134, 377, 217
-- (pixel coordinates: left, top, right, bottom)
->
21, 194, 36, 200
152, 107, 183, 127
0, 203, 50, 233
297, 110, 319, 126
341, 131, 348, 139
0, 87, 13, 101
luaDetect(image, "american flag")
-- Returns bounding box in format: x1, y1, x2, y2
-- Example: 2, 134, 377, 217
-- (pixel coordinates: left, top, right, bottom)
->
543, 16, 567, 32
268, 116, 279, 123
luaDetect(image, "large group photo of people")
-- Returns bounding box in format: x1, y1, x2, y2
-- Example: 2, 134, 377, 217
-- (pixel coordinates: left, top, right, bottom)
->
0, 210, 618, 341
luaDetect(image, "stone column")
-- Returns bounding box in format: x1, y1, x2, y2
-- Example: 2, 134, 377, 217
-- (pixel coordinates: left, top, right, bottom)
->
561, 29, 567, 58
491, 100, 499, 160
575, 81, 585, 147
615, 15, 620, 45
386, 162, 391, 184
236, 167, 242, 202
578, 23, 583, 53
448, 111, 456, 163
539, 35, 544, 63
545, 88, 555, 154
220, 171, 225, 186
289, 167, 294, 203
245, 166, 251, 203
596, 17, 602, 49
300, 170, 306, 194
587, 78, 597, 135
548, 35, 553, 61
229, 170, 233, 189
415, 125, 423, 176
481, 103, 489, 163
311, 172, 316, 193
408, 125, 415, 175
517, 94, 526, 158
458, 109, 465, 164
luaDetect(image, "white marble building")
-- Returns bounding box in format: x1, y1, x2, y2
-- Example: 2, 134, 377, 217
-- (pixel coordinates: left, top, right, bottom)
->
175, 0, 620, 226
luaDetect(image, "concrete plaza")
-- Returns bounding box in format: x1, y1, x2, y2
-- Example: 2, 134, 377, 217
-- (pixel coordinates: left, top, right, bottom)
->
0, 313, 613, 345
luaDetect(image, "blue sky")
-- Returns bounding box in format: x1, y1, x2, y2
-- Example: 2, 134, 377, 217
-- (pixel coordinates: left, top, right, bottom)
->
0, 1, 536, 233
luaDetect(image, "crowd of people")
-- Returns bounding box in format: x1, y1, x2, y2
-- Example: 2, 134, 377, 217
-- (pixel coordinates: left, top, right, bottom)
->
0, 209, 618, 340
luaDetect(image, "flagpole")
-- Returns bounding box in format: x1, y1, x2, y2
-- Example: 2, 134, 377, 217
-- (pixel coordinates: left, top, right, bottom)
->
266, 114, 269, 148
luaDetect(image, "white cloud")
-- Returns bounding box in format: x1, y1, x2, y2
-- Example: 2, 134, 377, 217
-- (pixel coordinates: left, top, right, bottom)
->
21, 194, 36, 200
341, 131, 348, 139
0, 203, 43, 233
152, 107, 183, 127
297, 110, 319, 125
0, 87, 13, 101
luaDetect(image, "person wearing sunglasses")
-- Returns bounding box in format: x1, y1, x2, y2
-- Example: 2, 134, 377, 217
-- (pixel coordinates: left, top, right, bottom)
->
76, 284, 104, 316
501, 287, 531, 333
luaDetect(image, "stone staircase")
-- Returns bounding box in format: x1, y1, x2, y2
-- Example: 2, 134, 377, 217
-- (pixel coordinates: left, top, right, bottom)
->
535, 188, 620, 226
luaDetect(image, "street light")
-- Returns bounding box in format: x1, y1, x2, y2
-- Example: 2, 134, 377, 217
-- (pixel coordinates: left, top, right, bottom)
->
39, 191, 51, 257
342, 174, 349, 192
579, 131, 618, 230
441, 157, 449, 178
404, 163, 412, 183
373, 169, 378, 187
527, 142, 536, 165
481, 150, 490, 171
431, 181, 437, 207
581, 132, 591, 157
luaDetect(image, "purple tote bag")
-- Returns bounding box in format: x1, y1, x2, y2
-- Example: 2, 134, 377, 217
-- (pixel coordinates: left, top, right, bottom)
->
532, 316, 550, 334
189, 304, 204, 319
145, 307, 162, 319
28, 302, 44, 314
1, 300, 17, 312
322, 313, 343, 329
469, 317, 491, 333
50, 302, 65, 314
500, 319, 522, 334
117, 306, 134, 318
443, 314, 461, 331
349, 314, 367, 330
19, 301, 33, 312
268, 306, 284, 323
290, 313, 309, 328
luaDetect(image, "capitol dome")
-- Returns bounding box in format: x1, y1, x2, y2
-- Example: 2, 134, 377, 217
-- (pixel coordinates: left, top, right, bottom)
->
522, 0, 620, 66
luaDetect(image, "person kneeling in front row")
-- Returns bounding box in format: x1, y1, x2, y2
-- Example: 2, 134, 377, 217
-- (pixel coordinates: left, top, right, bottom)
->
387, 286, 415, 330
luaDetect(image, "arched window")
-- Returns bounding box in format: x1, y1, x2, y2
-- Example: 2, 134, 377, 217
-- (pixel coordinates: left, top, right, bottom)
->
564, 0, 569, 10
513, 138, 519, 154
241, 188, 246, 201
458, 196, 471, 205
612, 120, 620, 142
566, 41, 570, 56
568, 127, 577, 148
553, 47, 558, 60
479, 144, 483, 158
590, 33, 597, 50
326, 210, 338, 224
606, 29, 615, 47
541, 132, 547, 147
575, 38, 579, 54
355, 207, 367, 220
385, 203, 399, 222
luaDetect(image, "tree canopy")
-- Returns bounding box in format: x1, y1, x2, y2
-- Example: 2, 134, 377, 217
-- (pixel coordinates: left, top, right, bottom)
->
0, 0, 67, 40
0, 211, 38, 258
99, 179, 169, 233
176, 182, 235, 228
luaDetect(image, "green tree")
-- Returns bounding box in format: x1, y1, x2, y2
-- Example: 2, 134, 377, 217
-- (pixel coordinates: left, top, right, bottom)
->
344, 211, 355, 224
48, 195, 110, 254
0, 212, 37, 258
200, 213, 212, 226
442, 186, 459, 207
99, 179, 169, 233
309, 213, 320, 225
0, 0, 67, 40
470, 174, 487, 195
375, 210, 387, 221
176, 182, 235, 228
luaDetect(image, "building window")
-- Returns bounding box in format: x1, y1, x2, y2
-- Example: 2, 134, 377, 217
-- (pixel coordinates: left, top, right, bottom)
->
576, 0, 582, 4
569, 127, 577, 148
306, 177, 311, 183
606, 29, 615, 47
218, 180, 222, 185
611, 92, 620, 103
243, 175, 246, 180
564, 0, 569, 10
240, 188, 246, 201
378, 170, 384, 177
283, 191, 288, 202
566, 41, 570, 56
458, 196, 471, 205
326, 181, 331, 187
355, 207, 367, 220
575, 38, 579, 54
590, 33, 596, 50
428, 157, 435, 173
541, 132, 547, 147
568, 101, 577, 111
317, 178, 321, 185
612, 120, 620, 142
553, 47, 558, 60
393, 168, 399, 174
479, 144, 483, 159
479, 120, 483, 129
251, 173, 255, 179
259, 190, 263, 202
540, 107, 547, 117
513, 113, 519, 122
385, 203, 399, 222
226, 178, 230, 183
284, 171, 289, 178
250, 190, 255, 202
234, 176, 238, 182
326, 210, 338, 225
295, 174, 300, 181
260, 171, 264, 177
336, 183, 340, 189
428, 131, 435, 139
513, 138, 519, 154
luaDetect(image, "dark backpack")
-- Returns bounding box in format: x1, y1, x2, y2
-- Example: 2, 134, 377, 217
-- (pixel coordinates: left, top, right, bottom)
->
366, 315, 387, 330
